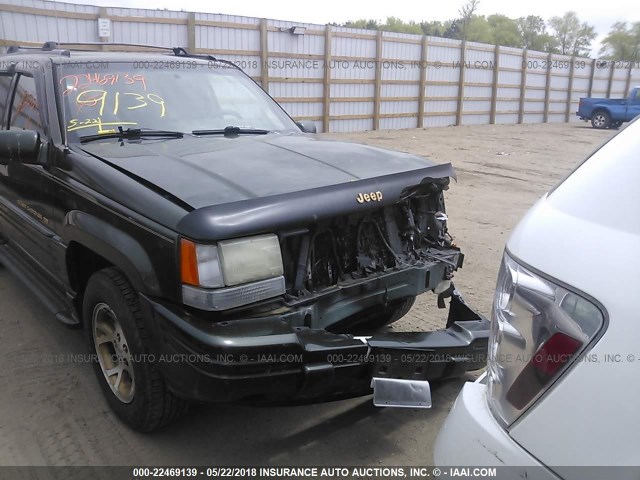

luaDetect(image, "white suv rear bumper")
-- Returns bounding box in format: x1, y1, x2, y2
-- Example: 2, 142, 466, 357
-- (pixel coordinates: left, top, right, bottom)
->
434, 375, 559, 480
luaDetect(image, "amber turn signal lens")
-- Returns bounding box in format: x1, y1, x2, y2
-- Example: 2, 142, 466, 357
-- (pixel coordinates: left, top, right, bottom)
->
180, 239, 199, 286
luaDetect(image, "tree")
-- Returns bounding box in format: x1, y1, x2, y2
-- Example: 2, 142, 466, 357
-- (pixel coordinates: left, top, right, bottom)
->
336, 9, 602, 56
343, 19, 380, 31
487, 14, 520, 47
420, 20, 447, 37
464, 16, 492, 43
443, 19, 463, 39
458, 0, 480, 40
516, 15, 558, 52
600, 22, 640, 61
383, 17, 423, 35
548, 12, 596, 56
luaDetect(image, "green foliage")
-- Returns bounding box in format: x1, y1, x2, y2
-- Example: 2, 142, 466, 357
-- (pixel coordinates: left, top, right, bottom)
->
487, 14, 520, 47
342, 19, 380, 31
337, 9, 607, 58
420, 21, 448, 37
382, 17, 422, 35
462, 16, 492, 43
600, 22, 640, 61
548, 11, 596, 56
516, 16, 558, 52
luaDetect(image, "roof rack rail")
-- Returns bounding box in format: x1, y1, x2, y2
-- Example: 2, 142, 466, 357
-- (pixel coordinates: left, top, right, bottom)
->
6, 43, 71, 56
6, 45, 38, 53
170, 47, 241, 70
48, 41, 177, 51
4, 42, 244, 72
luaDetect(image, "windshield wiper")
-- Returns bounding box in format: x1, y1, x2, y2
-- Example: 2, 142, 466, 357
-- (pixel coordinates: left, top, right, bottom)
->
192, 126, 270, 136
79, 127, 184, 144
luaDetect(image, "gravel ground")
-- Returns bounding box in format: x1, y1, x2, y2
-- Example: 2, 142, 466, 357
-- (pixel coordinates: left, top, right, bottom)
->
0, 122, 615, 467
329, 123, 615, 332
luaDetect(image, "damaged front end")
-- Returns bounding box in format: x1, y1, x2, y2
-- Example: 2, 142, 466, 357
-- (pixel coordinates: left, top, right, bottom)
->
157, 163, 490, 406
282, 175, 457, 297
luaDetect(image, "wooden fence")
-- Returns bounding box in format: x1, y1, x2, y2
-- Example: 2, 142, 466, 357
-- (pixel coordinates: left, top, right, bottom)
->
1, 0, 639, 132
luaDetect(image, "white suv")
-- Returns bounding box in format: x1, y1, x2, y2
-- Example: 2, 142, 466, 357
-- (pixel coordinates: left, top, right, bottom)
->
434, 119, 640, 480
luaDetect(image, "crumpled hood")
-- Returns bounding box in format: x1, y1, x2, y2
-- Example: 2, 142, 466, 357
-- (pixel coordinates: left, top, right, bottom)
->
79, 133, 436, 209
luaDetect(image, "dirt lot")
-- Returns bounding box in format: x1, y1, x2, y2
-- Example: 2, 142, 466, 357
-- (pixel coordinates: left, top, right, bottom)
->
0, 123, 615, 466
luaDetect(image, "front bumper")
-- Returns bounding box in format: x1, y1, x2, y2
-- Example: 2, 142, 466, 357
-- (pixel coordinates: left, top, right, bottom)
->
139, 289, 489, 404
434, 376, 560, 479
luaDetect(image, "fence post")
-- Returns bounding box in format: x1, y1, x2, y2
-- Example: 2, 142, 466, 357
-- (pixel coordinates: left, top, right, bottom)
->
543, 53, 553, 123
187, 12, 196, 52
490, 44, 500, 125
455, 39, 466, 126
260, 19, 269, 92
373, 30, 383, 130
518, 49, 527, 124
606, 62, 615, 98
588, 59, 596, 97
624, 64, 633, 95
417, 36, 428, 128
565, 56, 576, 123
322, 25, 332, 133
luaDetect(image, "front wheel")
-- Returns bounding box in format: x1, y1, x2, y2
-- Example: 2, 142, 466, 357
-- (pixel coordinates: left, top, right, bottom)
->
84, 267, 189, 431
360, 296, 416, 331
591, 111, 610, 129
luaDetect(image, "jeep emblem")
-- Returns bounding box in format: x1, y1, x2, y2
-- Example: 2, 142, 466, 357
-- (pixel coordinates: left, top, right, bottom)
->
356, 191, 383, 203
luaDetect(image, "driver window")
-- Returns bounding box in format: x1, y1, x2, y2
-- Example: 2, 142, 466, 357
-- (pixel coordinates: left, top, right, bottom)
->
9, 75, 45, 135
0, 73, 13, 129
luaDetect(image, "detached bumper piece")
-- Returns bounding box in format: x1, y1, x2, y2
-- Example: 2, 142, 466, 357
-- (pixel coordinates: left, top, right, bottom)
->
142, 290, 489, 406
371, 377, 432, 409
368, 293, 489, 383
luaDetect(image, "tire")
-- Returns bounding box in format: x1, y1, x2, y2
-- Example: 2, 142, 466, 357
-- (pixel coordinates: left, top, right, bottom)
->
591, 111, 610, 129
359, 296, 417, 332
84, 267, 189, 432
382, 296, 416, 324
327, 296, 417, 334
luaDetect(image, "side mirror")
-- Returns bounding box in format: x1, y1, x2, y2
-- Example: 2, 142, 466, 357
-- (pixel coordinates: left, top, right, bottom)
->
0, 130, 41, 166
296, 120, 317, 134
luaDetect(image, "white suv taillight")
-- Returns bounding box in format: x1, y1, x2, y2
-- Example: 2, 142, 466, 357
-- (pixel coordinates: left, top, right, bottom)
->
487, 252, 605, 426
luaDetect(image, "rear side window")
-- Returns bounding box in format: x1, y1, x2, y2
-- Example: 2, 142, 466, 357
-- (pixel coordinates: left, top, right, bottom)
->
9, 75, 44, 135
0, 73, 12, 129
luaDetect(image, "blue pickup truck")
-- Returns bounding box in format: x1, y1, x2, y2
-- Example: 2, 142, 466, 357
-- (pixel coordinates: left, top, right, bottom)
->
577, 86, 640, 129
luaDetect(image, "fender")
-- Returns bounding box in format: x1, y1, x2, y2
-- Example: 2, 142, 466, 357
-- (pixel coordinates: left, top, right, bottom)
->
591, 104, 612, 115
62, 210, 161, 296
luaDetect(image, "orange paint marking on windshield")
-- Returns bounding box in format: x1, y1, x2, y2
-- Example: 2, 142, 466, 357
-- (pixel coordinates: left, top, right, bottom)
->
124, 74, 147, 91
60, 73, 147, 95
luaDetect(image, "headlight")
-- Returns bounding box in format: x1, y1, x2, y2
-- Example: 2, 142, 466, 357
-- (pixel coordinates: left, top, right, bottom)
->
179, 234, 285, 311
487, 252, 605, 426
218, 235, 283, 286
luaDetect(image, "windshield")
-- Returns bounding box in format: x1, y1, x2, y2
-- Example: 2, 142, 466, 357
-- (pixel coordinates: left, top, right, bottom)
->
58, 61, 298, 141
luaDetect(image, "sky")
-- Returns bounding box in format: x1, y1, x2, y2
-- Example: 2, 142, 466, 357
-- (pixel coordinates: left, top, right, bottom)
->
59, 0, 640, 55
